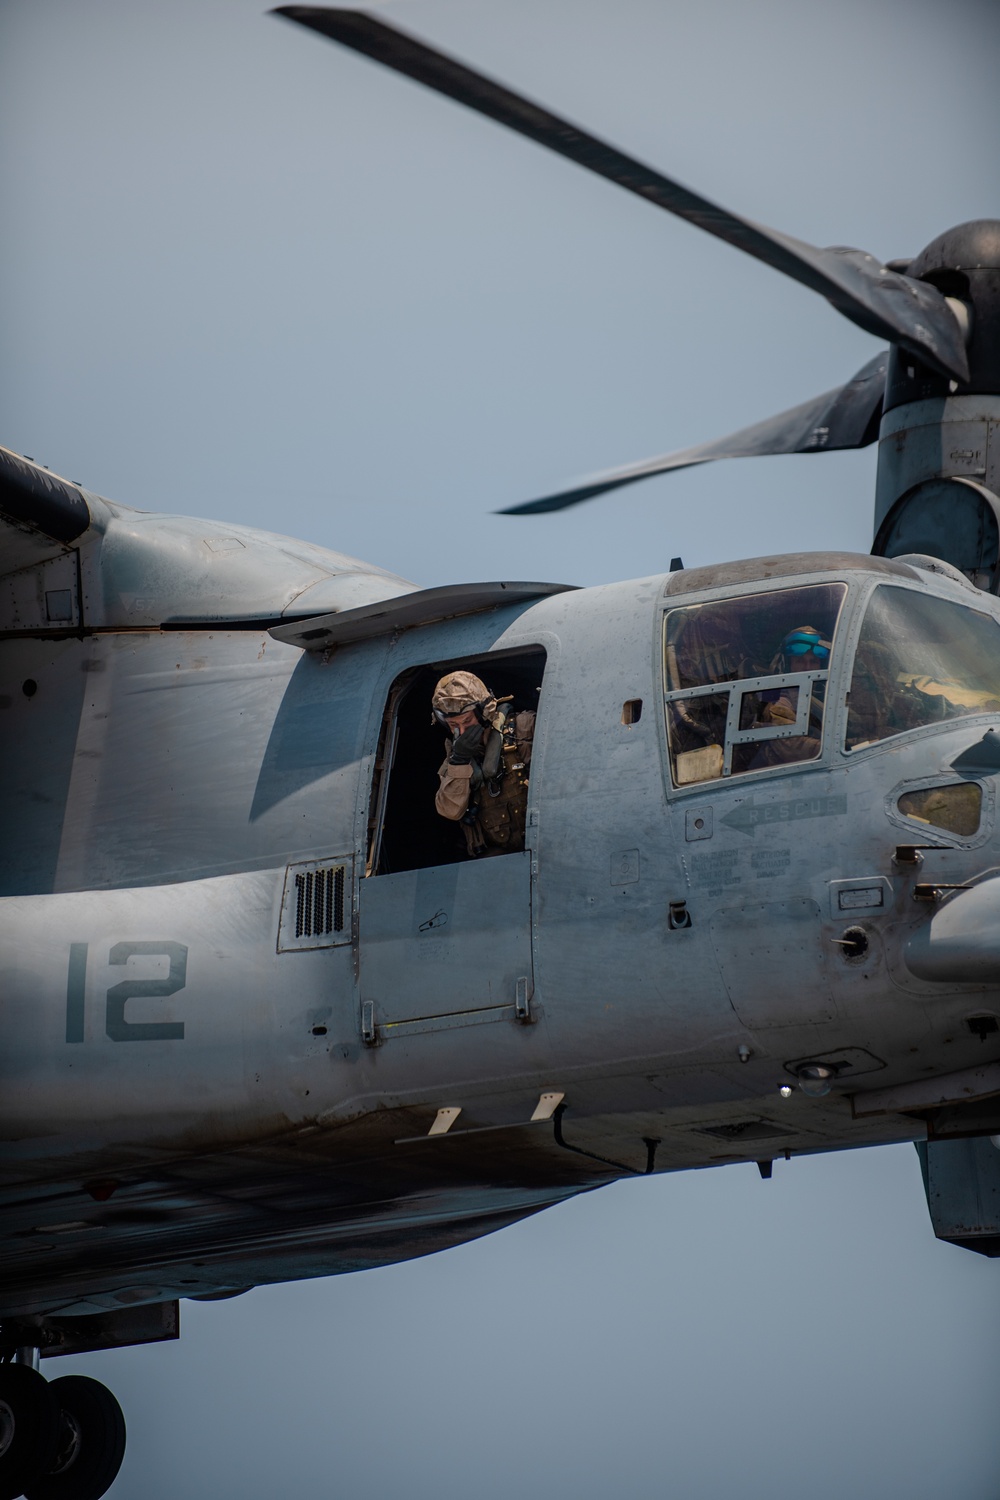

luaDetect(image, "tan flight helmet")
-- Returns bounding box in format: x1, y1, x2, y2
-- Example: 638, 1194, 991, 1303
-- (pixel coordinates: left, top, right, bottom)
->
431, 670, 496, 727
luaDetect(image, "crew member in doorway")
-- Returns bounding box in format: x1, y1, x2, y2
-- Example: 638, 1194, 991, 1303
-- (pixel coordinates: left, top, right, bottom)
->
431, 671, 535, 857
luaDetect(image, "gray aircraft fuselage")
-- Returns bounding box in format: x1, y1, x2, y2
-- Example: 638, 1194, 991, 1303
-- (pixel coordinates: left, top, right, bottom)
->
5, 492, 1000, 1324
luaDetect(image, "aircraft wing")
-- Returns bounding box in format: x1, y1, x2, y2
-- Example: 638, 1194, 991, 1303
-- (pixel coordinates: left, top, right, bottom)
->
0, 445, 418, 630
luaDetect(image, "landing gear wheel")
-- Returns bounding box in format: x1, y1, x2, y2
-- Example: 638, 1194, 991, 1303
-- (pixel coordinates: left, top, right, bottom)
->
0, 1364, 59, 1500
24, 1377, 125, 1500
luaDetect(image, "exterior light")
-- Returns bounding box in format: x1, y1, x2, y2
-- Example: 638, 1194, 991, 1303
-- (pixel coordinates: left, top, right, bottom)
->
796, 1063, 835, 1098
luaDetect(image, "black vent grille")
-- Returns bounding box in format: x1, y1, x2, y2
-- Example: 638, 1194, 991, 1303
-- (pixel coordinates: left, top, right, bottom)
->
294, 866, 345, 939
278, 858, 352, 952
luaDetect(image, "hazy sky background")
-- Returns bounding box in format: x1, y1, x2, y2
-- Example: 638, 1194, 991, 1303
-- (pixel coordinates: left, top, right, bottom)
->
3, 1, 1000, 1496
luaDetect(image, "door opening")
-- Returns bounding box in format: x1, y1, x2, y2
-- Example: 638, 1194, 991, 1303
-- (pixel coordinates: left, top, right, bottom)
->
367, 648, 546, 876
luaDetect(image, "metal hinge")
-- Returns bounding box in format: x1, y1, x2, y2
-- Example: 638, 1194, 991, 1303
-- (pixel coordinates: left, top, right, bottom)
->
361, 1000, 378, 1045
515, 975, 533, 1022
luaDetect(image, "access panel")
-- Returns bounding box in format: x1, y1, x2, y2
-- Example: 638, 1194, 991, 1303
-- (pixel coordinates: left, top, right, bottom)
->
358, 852, 533, 1042
709, 897, 835, 1027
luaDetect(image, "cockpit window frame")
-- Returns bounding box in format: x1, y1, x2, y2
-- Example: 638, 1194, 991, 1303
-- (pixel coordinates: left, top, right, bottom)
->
842, 580, 1000, 758
657, 566, 1000, 803
660, 576, 850, 792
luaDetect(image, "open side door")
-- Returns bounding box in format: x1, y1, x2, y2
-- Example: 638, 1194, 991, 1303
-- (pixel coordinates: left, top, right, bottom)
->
357, 649, 546, 1045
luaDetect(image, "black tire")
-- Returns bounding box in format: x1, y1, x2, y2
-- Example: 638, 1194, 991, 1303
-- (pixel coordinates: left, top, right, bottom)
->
0, 1364, 60, 1500
24, 1377, 125, 1500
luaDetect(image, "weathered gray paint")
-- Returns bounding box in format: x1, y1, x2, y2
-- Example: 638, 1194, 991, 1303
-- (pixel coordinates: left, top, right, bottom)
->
874, 395, 1000, 532
7, 523, 1000, 1325
920, 1137, 1000, 1249
360, 854, 533, 1034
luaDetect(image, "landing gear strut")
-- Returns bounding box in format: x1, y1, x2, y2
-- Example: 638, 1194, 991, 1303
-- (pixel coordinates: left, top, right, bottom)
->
0, 1354, 124, 1500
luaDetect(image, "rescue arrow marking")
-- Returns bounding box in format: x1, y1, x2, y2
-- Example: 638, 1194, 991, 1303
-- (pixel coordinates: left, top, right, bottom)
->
720, 793, 848, 837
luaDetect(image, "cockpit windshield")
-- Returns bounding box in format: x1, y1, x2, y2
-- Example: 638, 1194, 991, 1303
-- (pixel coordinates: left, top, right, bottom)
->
664, 583, 847, 785
846, 586, 1000, 750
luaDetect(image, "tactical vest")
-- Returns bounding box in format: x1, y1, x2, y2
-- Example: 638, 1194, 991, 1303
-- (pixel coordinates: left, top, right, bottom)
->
462, 708, 534, 857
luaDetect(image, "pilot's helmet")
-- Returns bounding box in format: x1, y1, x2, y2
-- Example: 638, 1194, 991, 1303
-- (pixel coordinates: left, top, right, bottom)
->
431, 671, 495, 725
780, 625, 832, 664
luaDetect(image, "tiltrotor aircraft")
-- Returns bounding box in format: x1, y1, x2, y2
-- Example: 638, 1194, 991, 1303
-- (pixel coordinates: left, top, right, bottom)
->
2, 7, 999, 1497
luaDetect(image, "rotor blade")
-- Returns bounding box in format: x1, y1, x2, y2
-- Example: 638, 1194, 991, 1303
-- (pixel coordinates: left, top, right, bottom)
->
501, 351, 888, 515
272, 7, 968, 382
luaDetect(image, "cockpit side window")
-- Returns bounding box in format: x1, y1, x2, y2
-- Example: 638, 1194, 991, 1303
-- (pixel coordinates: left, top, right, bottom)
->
664, 583, 847, 786
846, 586, 1000, 751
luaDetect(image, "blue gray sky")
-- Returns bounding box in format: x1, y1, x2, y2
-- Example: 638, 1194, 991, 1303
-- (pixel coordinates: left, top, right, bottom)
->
3, 1, 1000, 1496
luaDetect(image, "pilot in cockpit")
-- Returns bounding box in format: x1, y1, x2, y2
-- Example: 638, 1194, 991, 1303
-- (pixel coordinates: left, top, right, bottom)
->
749, 624, 830, 768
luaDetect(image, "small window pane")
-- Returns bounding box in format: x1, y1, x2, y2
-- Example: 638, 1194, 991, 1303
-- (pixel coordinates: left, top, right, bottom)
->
669, 693, 728, 784
665, 583, 845, 692
738, 684, 800, 732
847, 587, 1000, 750
897, 782, 983, 836
731, 689, 825, 775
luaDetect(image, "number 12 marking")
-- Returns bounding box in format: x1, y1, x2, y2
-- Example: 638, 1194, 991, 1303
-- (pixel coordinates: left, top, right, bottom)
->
65, 942, 189, 1043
